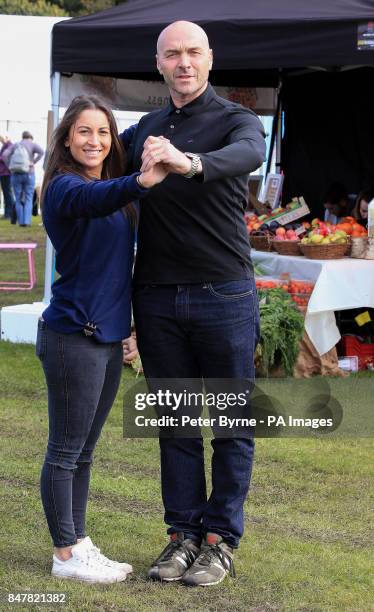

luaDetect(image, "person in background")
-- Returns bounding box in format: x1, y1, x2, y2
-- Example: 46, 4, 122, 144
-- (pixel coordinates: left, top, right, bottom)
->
0, 133, 16, 223
323, 182, 356, 225
352, 188, 374, 228
6, 130, 44, 226
38, 95, 167, 584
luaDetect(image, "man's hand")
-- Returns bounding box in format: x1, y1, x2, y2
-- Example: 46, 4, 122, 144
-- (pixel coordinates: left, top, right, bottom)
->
141, 136, 192, 176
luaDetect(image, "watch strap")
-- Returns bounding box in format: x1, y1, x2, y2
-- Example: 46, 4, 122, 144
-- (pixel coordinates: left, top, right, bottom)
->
184, 152, 200, 178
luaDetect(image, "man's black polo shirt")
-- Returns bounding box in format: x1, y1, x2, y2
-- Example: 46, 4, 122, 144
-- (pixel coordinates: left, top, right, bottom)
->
127, 84, 266, 284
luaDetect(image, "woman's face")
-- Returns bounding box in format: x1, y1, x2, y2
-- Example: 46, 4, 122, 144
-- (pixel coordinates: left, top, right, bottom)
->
65, 109, 112, 178
359, 199, 369, 219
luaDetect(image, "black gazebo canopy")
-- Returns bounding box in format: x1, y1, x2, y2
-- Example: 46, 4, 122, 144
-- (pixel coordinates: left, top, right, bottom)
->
52, 0, 374, 78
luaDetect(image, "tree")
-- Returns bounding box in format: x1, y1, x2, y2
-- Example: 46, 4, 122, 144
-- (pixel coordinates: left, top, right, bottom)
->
51, 0, 127, 16
0, 0, 127, 16
0, 0, 68, 15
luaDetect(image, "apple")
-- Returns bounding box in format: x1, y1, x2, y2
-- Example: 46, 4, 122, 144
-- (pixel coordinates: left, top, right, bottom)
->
276, 227, 286, 236
310, 233, 324, 244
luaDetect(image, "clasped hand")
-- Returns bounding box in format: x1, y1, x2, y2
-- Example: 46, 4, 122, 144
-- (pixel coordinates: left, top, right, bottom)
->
141, 136, 191, 176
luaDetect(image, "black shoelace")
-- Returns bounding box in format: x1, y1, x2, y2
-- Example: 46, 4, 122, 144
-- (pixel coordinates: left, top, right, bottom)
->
198, 544, 236, 577
152, 540, 197, 566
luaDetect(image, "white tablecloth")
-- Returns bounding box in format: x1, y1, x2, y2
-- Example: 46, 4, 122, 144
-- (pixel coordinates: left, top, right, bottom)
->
251, 250, 374, 355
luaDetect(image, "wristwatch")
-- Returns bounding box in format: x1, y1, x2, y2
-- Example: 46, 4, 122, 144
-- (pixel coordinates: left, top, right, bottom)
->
184, 152, 201, 178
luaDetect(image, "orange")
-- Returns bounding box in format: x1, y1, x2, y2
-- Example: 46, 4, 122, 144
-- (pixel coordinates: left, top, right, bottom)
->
339, 223, 353, 235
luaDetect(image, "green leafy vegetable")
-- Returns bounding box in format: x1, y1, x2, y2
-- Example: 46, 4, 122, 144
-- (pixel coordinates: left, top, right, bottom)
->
257, 287, 304, 376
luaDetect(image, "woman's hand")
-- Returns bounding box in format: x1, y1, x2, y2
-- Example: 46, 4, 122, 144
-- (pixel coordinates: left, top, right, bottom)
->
122, 334, 138, 364
138, 161, 168, 189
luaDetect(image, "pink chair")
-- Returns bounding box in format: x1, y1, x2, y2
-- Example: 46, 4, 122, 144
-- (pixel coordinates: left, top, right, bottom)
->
0, 243, 37, 290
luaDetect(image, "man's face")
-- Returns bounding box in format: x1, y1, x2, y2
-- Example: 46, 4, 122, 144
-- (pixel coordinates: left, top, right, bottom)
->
156, 22, 213, 105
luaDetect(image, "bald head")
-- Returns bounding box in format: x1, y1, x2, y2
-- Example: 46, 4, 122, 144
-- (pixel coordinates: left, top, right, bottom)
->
156, 20, 213, 107
157, 21, 210, 54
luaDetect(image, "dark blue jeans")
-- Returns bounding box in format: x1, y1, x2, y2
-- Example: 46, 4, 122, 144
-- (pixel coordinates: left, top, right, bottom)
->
0, 174, 15, 220
133, 279, 260, 548
11, 172, 35, 226
0, 174, 16, 222
37, 320, 123, 547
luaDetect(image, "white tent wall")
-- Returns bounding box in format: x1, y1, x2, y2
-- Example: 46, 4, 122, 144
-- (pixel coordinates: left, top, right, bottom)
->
0, 15, 68, 212
0, 16, 64, 341
0, 16, 68, 120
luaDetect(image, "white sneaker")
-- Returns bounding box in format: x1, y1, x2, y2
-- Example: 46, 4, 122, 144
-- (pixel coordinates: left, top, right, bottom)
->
51, 538, 128, 583
88, 540, 133, 575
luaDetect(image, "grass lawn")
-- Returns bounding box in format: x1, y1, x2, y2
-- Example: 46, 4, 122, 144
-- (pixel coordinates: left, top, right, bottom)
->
0, 218, 373, 611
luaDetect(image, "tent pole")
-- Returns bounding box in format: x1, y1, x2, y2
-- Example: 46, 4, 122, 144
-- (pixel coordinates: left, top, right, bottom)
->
265, 92, 280, 179
275, 93, 282, 174
42, 71, 60, 305
265, 80, 282, 179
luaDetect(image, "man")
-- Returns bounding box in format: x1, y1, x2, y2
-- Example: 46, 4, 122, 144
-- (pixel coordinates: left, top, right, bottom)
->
125, 20, 266, 586
0, 133, 16, 223
6, 130, 44, 226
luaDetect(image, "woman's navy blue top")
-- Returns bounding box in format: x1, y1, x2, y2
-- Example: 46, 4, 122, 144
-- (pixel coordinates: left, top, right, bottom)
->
42, 171, 148, 343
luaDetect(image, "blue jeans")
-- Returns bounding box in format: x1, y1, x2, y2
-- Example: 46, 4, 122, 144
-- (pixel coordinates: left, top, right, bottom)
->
36, 320, 123, 547
133, 279, 260, 548
0, 174, 15, 220
11, 172, 35, 226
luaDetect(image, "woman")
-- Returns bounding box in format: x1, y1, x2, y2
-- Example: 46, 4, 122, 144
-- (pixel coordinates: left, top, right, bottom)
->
353, 188, 373, 228
38, 95, 167, 583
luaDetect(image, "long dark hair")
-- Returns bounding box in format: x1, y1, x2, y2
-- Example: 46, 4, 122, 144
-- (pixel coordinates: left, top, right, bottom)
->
353, 188, 374, 224
41, 95, 137, 225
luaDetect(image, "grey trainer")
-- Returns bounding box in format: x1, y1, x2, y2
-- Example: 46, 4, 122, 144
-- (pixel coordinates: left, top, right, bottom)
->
147, 533, 200, 582
181, 533, 235, 586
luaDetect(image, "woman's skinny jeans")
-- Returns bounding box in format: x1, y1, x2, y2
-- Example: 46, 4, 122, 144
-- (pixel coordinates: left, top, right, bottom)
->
37, 319, 123, 547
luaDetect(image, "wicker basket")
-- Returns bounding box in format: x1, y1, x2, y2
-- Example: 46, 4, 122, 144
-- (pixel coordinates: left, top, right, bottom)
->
271, 239, 301, 256
250, 234, 273, 252
350, 237, 368, 258
299, 242, 348, 259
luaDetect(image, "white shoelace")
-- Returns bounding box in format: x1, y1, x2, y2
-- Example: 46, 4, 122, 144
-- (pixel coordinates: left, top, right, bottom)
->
90, 545, 117, 567
76, 549, 101, 568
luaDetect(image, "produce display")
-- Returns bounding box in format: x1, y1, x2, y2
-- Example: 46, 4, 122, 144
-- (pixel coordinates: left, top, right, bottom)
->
256, 287, 305, 376
300, 216, 366, 246
256, 277, 314, 312
246, 212, 306, 242
247, 212, 368, 257
255, 278, 289, 290
288, 280, 314, 310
